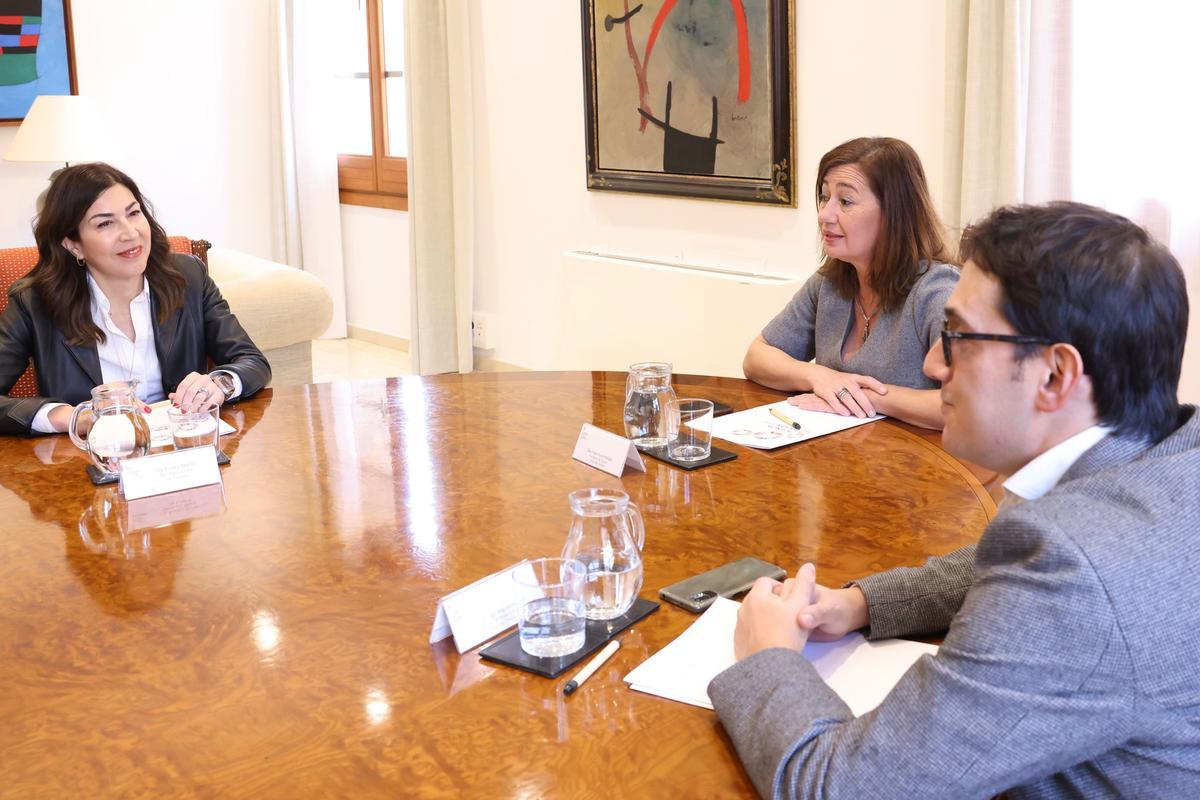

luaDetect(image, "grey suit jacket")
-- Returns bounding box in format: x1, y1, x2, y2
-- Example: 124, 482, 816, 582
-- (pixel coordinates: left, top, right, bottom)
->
709, 406, 1200, 799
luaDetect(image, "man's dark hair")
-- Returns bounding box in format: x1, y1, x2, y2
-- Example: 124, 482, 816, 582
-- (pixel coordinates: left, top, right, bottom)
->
959, 201, 1187, 443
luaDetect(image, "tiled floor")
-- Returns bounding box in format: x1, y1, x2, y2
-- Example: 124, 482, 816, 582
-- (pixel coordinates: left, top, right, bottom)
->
312, 338, 411, 383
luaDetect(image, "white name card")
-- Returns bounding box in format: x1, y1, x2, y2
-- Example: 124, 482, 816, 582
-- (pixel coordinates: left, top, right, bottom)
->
571, 423, 646, 478
430, 562, 534, 654
119, 446, 223, 500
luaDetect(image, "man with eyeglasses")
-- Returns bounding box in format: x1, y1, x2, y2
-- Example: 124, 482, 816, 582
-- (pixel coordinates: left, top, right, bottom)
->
709, 202, 1199, 799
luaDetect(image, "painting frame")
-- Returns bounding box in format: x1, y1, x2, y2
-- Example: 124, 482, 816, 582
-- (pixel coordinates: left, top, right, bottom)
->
581, 0, 794, 206
0, 0, 77, 125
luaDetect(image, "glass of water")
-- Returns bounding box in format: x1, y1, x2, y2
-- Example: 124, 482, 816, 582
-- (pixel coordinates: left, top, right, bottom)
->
167, 407, 219, 451
513, 557, 587, 658
668, 399, 715, 462
624, 362, 678, 450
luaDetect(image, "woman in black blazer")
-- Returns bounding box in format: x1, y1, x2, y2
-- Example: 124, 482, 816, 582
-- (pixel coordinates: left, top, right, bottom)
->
0, 163, 270, 436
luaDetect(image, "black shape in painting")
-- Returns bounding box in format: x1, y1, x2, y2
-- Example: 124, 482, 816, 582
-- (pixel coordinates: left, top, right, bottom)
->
604, 3, 644, 32
637, 81, 725, 176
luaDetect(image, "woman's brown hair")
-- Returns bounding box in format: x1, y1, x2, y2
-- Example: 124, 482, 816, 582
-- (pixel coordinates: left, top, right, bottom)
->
815, 137, 951, 311
16, 162, 186, 346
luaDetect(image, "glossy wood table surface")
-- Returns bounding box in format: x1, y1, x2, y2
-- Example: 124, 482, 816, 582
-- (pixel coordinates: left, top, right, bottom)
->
0, 373, 994, 798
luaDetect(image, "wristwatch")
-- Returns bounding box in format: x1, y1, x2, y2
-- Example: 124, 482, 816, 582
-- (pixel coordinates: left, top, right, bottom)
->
211, 371, 237, 402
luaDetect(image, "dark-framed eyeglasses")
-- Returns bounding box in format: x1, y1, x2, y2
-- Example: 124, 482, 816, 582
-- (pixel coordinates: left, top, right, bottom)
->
940, 322, 1055, 367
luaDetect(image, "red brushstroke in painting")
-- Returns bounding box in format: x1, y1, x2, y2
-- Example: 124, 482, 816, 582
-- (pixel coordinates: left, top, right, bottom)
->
730, 0, 750, 102
643, 0, 751, 104
642, 0, 679, 76
620, 0, 654, 132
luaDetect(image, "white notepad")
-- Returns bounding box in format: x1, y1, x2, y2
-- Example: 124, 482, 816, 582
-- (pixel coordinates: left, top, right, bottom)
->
711, 400, 882, 450
625, 597, 937, 716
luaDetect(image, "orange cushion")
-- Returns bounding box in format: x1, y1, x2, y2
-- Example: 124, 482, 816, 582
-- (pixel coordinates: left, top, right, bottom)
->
1, 238, 199, 399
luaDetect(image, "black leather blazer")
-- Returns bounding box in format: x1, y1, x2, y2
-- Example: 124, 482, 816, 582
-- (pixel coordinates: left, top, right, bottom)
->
0, 254, 271, 436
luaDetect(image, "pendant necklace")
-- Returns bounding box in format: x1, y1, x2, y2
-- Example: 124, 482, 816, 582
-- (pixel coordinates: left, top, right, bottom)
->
112, 308, 139, 386
856, 295, 881, 344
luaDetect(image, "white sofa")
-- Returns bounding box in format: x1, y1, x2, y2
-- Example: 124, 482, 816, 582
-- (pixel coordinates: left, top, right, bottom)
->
207, 248, 333, 386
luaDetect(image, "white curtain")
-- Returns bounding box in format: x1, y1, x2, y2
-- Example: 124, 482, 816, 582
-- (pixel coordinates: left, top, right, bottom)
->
405, 0, 475, 375
943, 0, 1072, 240
1069, 3, 1200, 278
946, 0, 1200, 400
269, 0, 348, 339
1067, 3, 1200, 402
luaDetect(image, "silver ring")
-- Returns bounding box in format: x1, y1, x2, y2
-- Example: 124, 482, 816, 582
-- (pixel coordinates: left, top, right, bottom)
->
195, 387, 211, 399
836, 387, 851, 399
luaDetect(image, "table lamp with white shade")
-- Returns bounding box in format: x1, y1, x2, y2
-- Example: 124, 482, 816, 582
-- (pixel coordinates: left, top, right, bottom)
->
3, 95, 122, 166
3, 95, 124, 211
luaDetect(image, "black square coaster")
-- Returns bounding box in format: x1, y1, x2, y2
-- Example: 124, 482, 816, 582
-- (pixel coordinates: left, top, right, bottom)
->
479, 597, 659, 679
638, 443, 737, 471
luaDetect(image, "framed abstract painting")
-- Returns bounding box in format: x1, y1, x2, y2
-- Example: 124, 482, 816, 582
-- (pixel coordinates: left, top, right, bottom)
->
581, 0, 794, 205
0, 0, 76, 124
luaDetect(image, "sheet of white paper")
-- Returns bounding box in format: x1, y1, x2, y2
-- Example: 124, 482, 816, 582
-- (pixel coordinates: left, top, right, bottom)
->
820, 636, 939, 716
711, 401, 882, 450
146, 402, 237, 448
624, 596, 740, 709
625, 597, 937, 716
429, 562, 535, 654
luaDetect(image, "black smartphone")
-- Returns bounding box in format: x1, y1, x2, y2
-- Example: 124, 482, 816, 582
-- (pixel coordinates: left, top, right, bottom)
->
711, 400, 734, 417
659, 556, 788, 613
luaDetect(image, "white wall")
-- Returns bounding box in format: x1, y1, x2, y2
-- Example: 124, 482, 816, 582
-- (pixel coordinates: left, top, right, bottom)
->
458, 1, 947, 372
341, 204, 410, 340
1, 0, 276, 256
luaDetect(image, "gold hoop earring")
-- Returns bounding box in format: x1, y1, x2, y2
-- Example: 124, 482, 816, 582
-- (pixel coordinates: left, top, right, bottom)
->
76, 256, 86, 267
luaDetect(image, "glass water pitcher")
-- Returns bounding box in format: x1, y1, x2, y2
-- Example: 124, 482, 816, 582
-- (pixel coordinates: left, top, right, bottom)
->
561, 488, 646, 620
68, 381, 152, 474
623, 362, 678, 450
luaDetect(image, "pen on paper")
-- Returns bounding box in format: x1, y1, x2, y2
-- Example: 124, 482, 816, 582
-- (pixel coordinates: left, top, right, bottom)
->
563, 639, 620, 695
769, 407, 802, 430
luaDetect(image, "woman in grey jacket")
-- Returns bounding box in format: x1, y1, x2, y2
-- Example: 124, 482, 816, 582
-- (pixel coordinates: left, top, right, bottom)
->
744, 137, 957, 430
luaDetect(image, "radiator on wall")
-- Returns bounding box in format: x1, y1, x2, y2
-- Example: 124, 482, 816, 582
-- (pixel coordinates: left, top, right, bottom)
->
550, 251, 803, 378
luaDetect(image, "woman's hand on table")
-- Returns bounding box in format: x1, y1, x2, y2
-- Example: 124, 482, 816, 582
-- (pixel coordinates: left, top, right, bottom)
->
170, 372, 225, 412
793, 366, 886, 418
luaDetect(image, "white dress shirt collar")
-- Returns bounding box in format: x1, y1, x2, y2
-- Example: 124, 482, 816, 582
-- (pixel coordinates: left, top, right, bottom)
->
85, 272, 164, 403
87, 271, 151, 314
1002, 424, 1110, 503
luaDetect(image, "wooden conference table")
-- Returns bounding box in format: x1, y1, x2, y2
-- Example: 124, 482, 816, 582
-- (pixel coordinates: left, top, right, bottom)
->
0, 372, 994, 798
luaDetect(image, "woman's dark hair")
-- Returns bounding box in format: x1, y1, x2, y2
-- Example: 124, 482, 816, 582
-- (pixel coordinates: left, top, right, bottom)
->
959, 202, 1187, 443
16, 162, 185, 346
816, 137, 951, 311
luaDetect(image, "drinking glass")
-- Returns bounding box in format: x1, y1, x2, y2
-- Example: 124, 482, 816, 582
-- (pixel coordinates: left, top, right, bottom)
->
168, 407, 219, 451
668, 399, 715, 462
512, 557, 587, 658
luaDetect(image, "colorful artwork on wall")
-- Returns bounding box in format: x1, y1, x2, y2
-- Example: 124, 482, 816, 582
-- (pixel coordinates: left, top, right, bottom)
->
581, 0, 794, 205
0, 0, 76, 124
